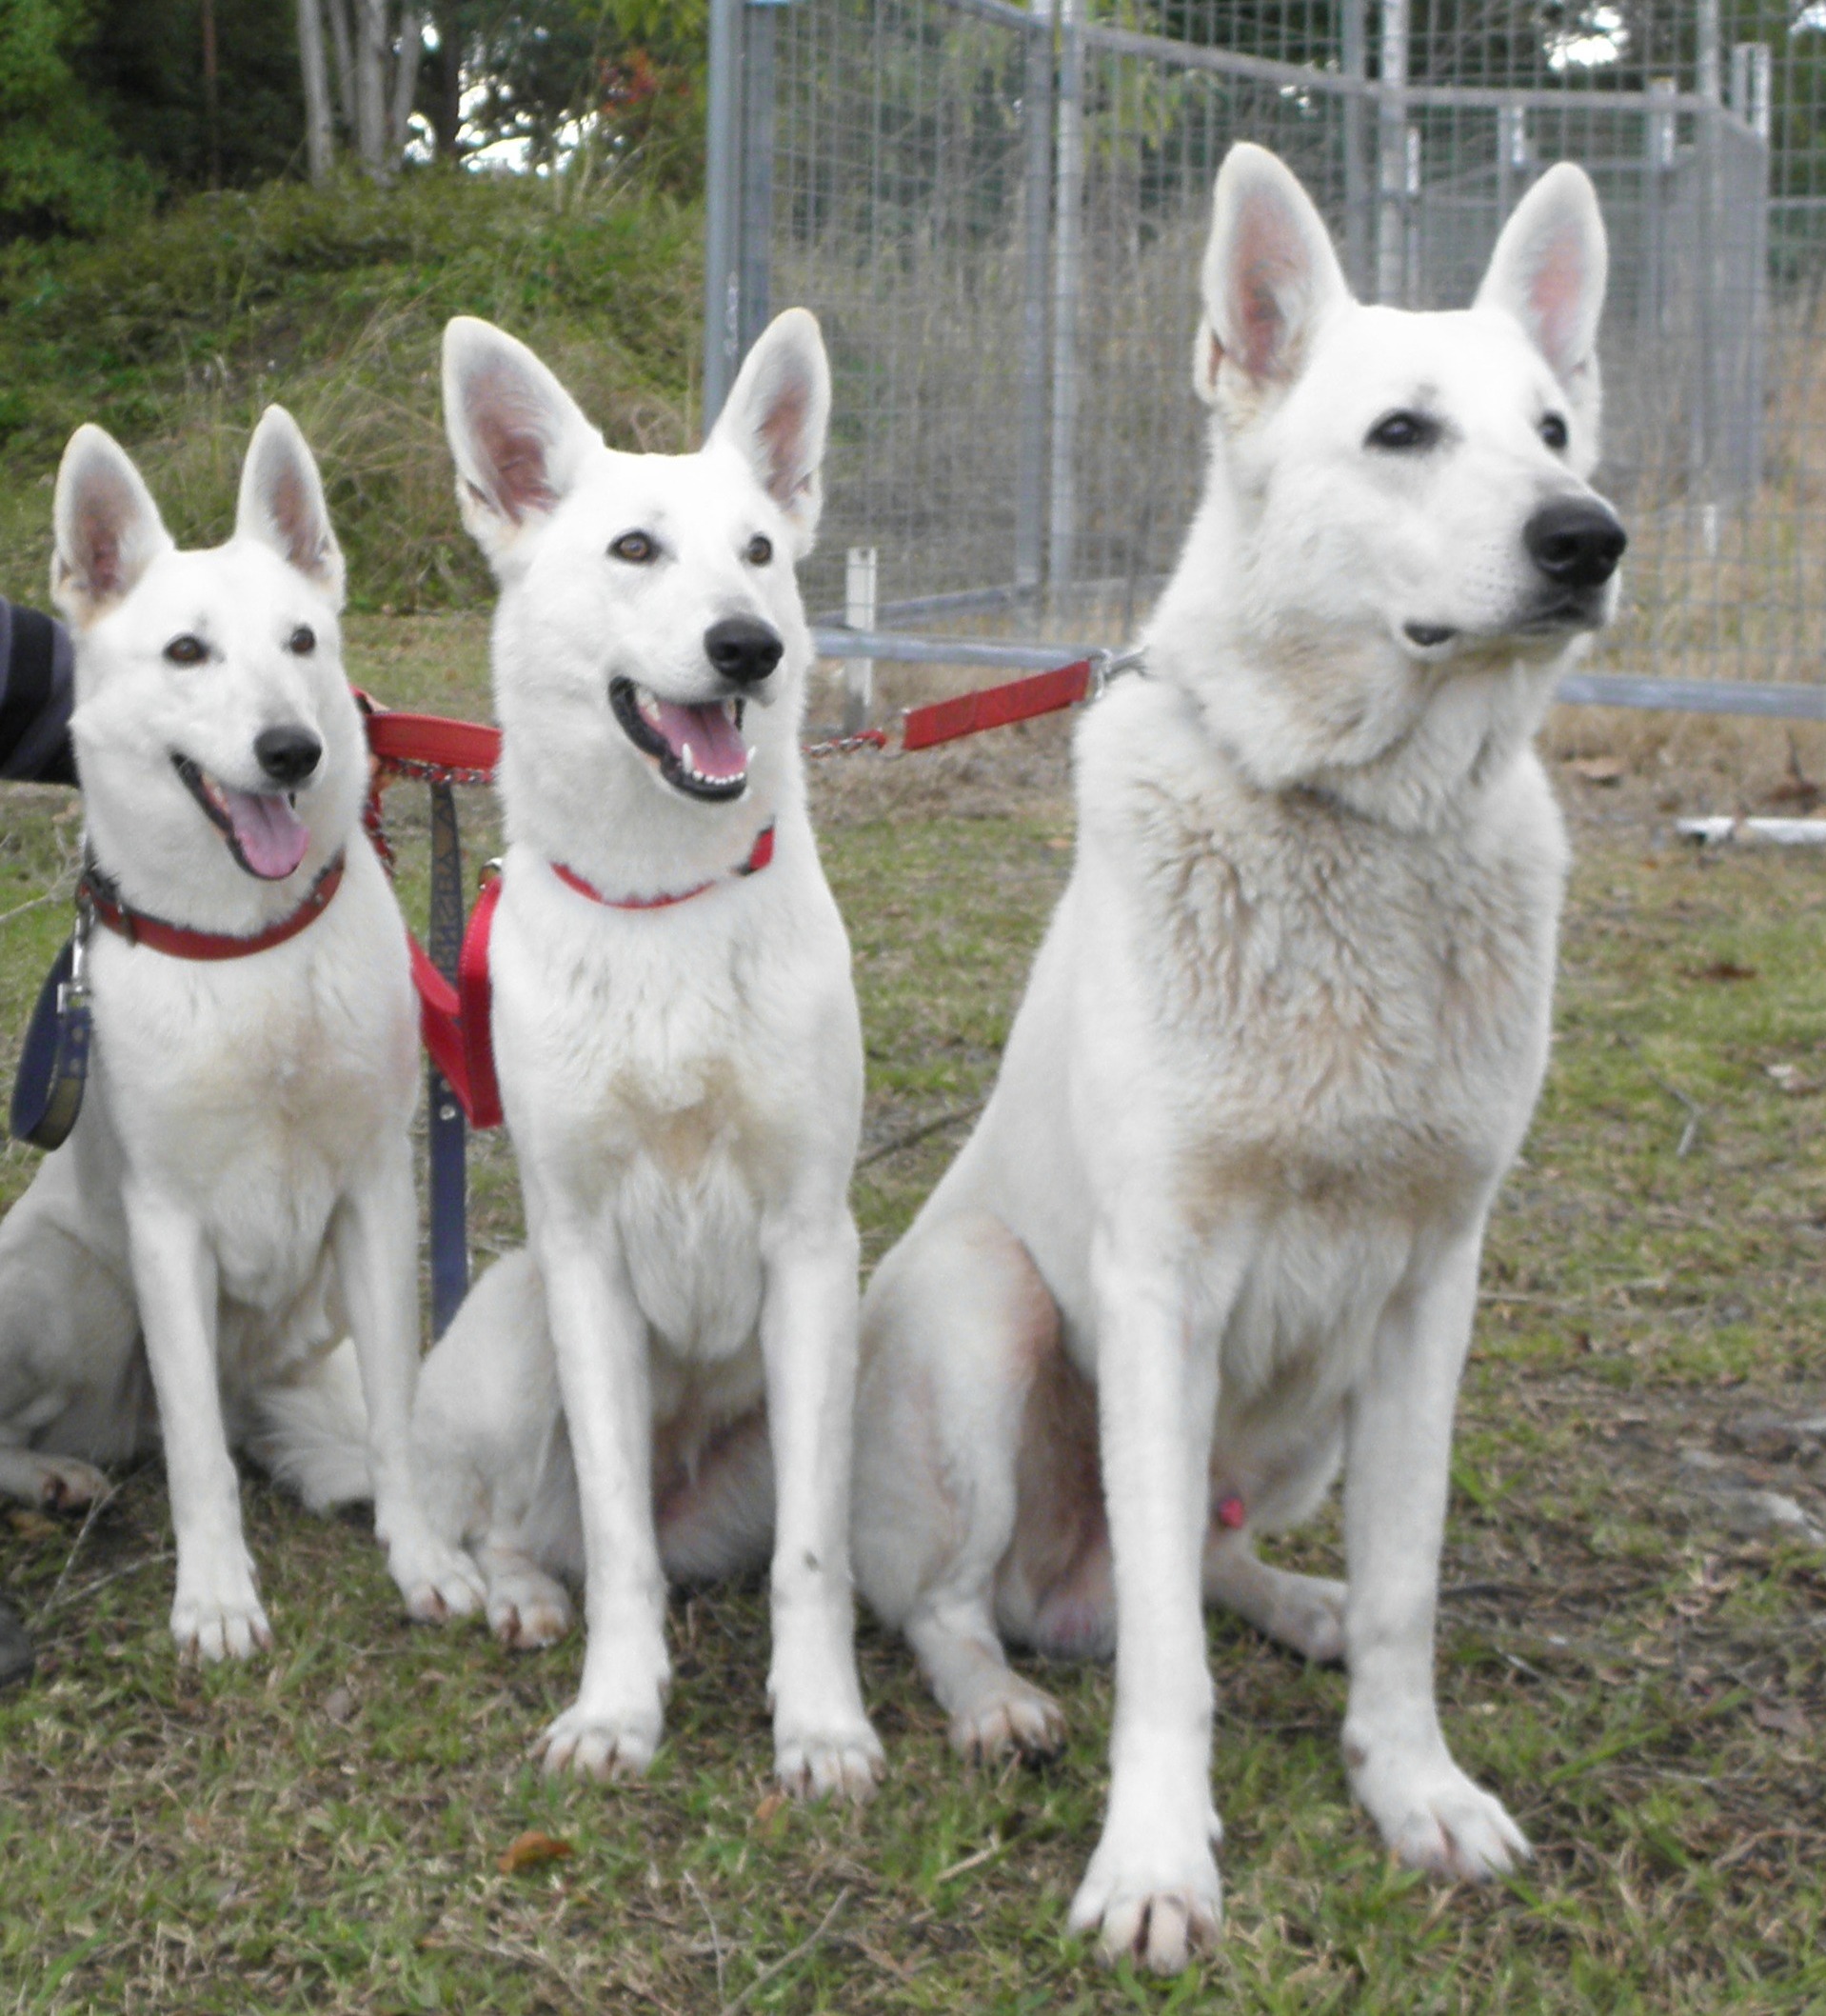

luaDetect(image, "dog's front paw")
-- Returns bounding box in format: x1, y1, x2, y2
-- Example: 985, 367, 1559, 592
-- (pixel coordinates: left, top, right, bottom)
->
388, 1533, 486, 1625
1068, 1806, 1223, 1975
775, 1714, 885, 1805
539, 1696, 664, 1782
1347, 1735, 1531, 1880
948, 1671, 1067, 1764
170, 1557, 272, 1664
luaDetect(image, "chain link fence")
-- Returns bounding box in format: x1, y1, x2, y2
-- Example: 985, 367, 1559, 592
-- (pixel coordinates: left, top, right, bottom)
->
704, 2, 1826, 692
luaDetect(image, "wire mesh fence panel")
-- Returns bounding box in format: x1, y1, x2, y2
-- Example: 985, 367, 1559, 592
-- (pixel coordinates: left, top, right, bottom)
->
770, 0, 1049, 619
738, 0, 1826, 686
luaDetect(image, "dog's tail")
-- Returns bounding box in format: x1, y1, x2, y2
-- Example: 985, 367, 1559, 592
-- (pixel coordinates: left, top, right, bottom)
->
248, 1341, 373, 1511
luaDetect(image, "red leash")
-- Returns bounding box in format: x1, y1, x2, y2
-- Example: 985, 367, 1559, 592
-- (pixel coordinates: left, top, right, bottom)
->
900, 659, 1094, 750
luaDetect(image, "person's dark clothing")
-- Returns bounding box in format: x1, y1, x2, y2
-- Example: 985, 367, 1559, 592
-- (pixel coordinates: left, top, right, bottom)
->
0, 597, 76, 786
0, 593, 76, 1681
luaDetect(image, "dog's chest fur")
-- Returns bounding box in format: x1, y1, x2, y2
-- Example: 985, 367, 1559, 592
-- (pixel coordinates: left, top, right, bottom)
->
1094, 692, 1565, 1216
90, 861, 416, 1321
493, 869, 829, 1365
1069, 688, 1566, 1432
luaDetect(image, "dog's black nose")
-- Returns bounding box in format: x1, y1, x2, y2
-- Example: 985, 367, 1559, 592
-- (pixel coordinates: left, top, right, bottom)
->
254, 726, 322, 786
704, 616, 784, 687
1524, 499, 1627, 590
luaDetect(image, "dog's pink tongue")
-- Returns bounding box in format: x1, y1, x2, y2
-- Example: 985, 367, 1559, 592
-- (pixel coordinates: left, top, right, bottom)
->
651, 700, 748, 781
221, 788, 311, 880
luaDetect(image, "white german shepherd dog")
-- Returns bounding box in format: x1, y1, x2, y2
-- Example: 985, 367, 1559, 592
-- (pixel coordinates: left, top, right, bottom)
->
407, 309, 883, 1800
0, 410, 484, 1658
852, 145, 1625, 1967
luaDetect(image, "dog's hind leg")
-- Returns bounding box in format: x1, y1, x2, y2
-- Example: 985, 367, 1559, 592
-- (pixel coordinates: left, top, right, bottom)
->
412, 1250, 577, 1648
854, 1210, 1067, 1762
1201, 1528, 1345, 1665
0, 1184, 142, 1511
478, 1541, 575, 1649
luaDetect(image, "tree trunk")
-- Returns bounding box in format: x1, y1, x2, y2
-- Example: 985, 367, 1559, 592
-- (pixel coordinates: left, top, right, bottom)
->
201, 0, 222, 187
297, 0, 335, 183
389, 8, 424, 162
324, 0, 357, 138
355, 0, 389, 174
429, 1, 463, 162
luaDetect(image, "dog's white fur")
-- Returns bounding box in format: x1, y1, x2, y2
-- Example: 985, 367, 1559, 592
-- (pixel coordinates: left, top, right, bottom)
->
407, 310, 883, 1799
853, 146, 1621, 1968
0, 410, 484, 1657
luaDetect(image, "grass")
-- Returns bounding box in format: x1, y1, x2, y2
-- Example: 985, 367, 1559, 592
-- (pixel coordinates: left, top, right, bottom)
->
1, 626, 1824, 2012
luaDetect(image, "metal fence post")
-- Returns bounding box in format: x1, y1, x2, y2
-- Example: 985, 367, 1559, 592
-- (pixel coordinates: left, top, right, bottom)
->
738, 0, 784, 361
844, 547, 877, 732
1376, 0, 1408, 306
702, 0, 744, 432
1014, 8, 1054, 597
1047, 0, 1082, 603
1340, 0, 1369, 296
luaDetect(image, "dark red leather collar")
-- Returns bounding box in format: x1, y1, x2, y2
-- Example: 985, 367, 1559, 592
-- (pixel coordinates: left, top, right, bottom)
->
548, 822, 776, 911
81, 851, 347, 961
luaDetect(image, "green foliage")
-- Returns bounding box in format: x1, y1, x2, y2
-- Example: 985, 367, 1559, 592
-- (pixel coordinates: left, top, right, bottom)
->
422, 0, 707, 192
85, 0, 308, 193
0, 0, 152, 240
0, 169, 701, 611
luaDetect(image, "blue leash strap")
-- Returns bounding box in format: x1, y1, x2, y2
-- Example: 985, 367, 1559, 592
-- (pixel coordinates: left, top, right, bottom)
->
426, 778, 468, 1337
9, 898, 92, 1150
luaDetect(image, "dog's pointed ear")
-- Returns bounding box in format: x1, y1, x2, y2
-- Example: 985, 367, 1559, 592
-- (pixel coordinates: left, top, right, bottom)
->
51, 426, 173, 627
1475, 163, 1607, 401
235, 406, 346, 608
707, 308, 830, 549
442, 317, 600, 566
1194, 142, 1348, 407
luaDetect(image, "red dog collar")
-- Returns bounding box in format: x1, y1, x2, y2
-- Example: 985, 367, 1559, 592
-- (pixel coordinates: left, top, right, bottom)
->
548, 822, 776, 910
81, 851, 347, 961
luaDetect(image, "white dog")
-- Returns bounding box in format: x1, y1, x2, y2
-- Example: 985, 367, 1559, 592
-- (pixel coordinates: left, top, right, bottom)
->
406, 309, 883, 1801
852, 145, 1624, 1968
0, 410, 484, 1658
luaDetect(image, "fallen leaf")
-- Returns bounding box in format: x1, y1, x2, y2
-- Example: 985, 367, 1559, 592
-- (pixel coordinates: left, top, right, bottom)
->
1765, 1063, 1818, 1095
1569, 754, 1625, 784
751, 1790, 787, 1830
497, 1830, 574, 1876
1751, 1700, 1811, 1739
8, 1508, 59, 1541
322, 1686, 355, 1724
1683, 960, 1757, 983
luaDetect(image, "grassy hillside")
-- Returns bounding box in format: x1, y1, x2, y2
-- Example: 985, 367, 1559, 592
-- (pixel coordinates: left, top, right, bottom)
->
0, 170, 701, 613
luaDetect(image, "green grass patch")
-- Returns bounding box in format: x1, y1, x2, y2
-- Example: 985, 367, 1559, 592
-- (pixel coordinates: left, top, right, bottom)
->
0, 172, 700, 616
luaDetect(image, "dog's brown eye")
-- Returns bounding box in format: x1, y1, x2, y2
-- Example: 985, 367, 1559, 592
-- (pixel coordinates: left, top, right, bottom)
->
164, 634, 208, 666
1367, 410, 1439, 453
1539, 412, 1569, 452
287, 625, 316, 654
611, 531, 657, 564
744, 534, 773, 566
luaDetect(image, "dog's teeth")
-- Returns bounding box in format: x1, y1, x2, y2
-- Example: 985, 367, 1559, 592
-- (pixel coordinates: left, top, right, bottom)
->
682, 740, 696, 777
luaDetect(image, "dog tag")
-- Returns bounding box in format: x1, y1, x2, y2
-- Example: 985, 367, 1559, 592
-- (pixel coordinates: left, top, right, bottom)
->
9, 932, 91, 1150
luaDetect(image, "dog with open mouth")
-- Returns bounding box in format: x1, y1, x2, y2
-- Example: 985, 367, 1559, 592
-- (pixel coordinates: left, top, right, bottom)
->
397, 309, 883, 1800
851, 145, 1625, 1968
0, 409, 485, 1659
